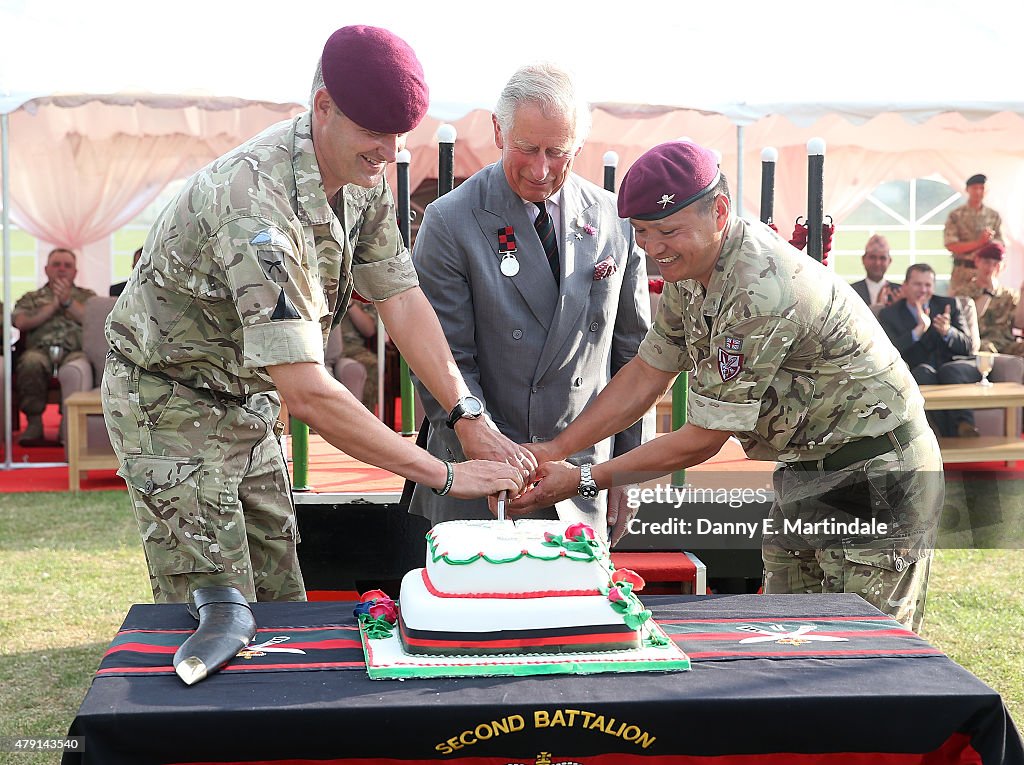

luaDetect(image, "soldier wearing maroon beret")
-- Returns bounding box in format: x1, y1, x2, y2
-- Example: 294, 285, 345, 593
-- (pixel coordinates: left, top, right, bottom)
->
513, 140, 944, 632
103, 26, 524, 604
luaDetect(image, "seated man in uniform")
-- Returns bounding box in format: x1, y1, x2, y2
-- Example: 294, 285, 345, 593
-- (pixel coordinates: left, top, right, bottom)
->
12, 247, 96, 445
878, 263, 980, 437
960, 242, 1024, 356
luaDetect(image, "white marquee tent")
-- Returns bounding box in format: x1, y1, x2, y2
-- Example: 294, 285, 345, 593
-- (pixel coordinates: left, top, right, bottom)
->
3, 0, 1024, 465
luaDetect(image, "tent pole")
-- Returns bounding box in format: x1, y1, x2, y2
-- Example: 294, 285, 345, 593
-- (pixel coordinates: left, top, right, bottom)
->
2, 112, 12, 470
735, 124, 744, 218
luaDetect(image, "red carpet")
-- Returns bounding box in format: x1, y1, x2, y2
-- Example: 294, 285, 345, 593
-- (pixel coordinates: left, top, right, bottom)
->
0, 404, 123, 493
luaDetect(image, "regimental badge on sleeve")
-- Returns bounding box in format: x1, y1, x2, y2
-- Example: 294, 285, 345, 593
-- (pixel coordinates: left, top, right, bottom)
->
718, 347, 743, 382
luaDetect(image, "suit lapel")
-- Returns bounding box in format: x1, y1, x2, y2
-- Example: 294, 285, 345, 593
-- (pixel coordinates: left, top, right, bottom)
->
535, 178, 601, 381
473, 166, 558, 329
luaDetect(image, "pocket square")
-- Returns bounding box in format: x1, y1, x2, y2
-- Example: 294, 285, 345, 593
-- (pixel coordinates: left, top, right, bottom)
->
594, 256, 618, 281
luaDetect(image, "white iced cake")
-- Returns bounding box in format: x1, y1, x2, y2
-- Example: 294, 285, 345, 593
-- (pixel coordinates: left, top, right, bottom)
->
397, 519, 651, 656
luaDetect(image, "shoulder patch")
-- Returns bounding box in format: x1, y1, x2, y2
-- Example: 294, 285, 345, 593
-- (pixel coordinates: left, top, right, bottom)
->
271, 290, 301, 321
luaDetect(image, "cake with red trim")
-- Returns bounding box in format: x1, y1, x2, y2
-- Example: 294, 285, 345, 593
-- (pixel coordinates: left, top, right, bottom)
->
394, 519, 652, 656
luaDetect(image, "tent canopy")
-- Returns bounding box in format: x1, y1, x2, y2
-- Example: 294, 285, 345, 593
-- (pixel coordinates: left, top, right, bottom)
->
3, 0, 1024, 290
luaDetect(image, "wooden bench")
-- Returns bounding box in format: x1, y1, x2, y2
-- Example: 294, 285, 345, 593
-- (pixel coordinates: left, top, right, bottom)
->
919, 381, 1024, 463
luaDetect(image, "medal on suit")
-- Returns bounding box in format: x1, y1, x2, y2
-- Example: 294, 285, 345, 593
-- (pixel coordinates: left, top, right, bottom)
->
497, 226, 520, 277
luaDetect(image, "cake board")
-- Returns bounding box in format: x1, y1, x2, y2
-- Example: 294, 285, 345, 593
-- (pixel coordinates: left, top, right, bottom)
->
360, 619, 691, 680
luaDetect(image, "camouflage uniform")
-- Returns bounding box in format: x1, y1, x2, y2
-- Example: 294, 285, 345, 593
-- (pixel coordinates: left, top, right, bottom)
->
961, 280, 1024, 356
103, 112, 418, 603
339, 303, 379, 410
14, 283, 96, 416
639, 218, 943, 631
944, 204, 1003, 296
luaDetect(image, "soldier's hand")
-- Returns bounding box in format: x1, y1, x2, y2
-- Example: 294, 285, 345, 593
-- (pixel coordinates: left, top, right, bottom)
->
980, 228, 994, 244
456, 417, 537, 479
607, 485, 639, 547
507, 460, 578, 514
448, 459, 525, 500
522, 440, 563, 466
51, 278, 71, 305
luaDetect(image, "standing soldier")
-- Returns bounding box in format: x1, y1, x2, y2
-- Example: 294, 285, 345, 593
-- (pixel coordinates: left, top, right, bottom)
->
513, 141, 944, 631
945, 173, 1003, 296
103, 26, 526, 604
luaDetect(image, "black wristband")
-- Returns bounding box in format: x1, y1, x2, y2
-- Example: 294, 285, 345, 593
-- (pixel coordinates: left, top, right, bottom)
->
431, 460, 455, 496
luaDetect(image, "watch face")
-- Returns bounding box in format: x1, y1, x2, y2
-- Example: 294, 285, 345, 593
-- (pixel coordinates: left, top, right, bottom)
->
463, 396, 484, 417
580, 485, 599, 499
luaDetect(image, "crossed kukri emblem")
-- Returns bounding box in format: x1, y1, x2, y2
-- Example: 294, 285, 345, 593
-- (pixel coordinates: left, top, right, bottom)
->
736, 624, 849, 646
236, 635, 306, 658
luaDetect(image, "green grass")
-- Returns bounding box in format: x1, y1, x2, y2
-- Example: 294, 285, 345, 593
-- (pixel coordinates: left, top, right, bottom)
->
0, 489, 1021, 765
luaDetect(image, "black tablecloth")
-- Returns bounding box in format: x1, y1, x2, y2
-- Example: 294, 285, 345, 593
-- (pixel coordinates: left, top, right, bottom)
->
63, 594, 1022, 765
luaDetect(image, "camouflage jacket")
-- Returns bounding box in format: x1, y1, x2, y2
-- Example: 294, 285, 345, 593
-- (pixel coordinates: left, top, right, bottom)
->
638, 218, 923, 462
944, 203, 1003, 255
962, 280, 1020, 353
14, 283, 97, 352
105, 111, 417, 397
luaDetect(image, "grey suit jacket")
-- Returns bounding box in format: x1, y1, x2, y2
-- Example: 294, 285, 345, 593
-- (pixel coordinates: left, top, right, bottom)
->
409, 163, 652, 529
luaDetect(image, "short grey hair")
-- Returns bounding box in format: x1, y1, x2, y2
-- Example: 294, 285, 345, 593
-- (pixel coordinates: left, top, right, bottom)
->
310, 60, 325, 109
494, 63, 592, 149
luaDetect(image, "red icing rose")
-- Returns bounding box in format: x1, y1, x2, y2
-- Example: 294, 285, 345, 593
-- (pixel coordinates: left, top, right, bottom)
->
607, 587, 626, 604
564, 522, 596, 542
359, 589, 389, 603
611, 568, 646, 591
369, 600, 398, 623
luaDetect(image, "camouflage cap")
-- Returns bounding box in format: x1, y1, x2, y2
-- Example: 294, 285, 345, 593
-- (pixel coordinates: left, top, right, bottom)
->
618, 141, 720, 220
322, 25, 429, 134
976, 241, 1004, 261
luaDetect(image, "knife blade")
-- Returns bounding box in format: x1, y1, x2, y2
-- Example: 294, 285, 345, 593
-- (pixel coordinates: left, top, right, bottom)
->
497, 490, 508, 521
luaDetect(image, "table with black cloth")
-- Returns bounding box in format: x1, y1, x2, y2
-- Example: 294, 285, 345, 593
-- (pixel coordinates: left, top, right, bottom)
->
63, 594, 1022, 765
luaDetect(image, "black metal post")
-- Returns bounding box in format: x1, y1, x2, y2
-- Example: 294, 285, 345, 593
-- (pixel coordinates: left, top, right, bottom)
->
437, 124, 456, 197
760, 146, 777, 225
806, 138, 825, 262
603, 150, 618, 192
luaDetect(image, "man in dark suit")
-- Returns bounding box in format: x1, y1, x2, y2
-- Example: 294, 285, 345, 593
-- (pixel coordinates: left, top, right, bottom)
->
879, 263, 980, 437
850, 234, 901, 307
109, 247, 142, 297
410, 63, 651, 545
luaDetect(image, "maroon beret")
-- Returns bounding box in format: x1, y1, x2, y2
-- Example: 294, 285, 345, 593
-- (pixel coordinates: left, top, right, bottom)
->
321, 26, 429, 134
618, 141, 721, 220
976, 241, 1005, 261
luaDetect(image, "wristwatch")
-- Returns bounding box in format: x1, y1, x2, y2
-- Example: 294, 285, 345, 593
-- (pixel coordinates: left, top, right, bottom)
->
61, 298, 72, 309
577, 463, 599, 499
446, 395, 484, 428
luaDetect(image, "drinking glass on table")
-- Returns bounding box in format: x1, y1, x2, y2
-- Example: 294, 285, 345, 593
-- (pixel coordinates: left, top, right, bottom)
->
976, 351, 995, 387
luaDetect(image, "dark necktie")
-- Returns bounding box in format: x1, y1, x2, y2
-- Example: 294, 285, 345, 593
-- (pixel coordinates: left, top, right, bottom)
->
533, 201, 560, 285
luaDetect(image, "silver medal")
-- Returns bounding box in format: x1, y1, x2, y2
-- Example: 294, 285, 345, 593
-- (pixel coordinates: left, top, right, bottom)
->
500, 253, 520, 277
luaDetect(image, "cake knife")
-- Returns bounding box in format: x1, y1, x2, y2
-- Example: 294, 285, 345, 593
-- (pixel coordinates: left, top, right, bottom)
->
496, 490, 507, 521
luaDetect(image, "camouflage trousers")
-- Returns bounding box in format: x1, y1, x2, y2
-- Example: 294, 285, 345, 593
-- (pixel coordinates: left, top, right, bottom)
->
763, 415, 943, 632
16, 348, 86, 415
101, 352, 305, 604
